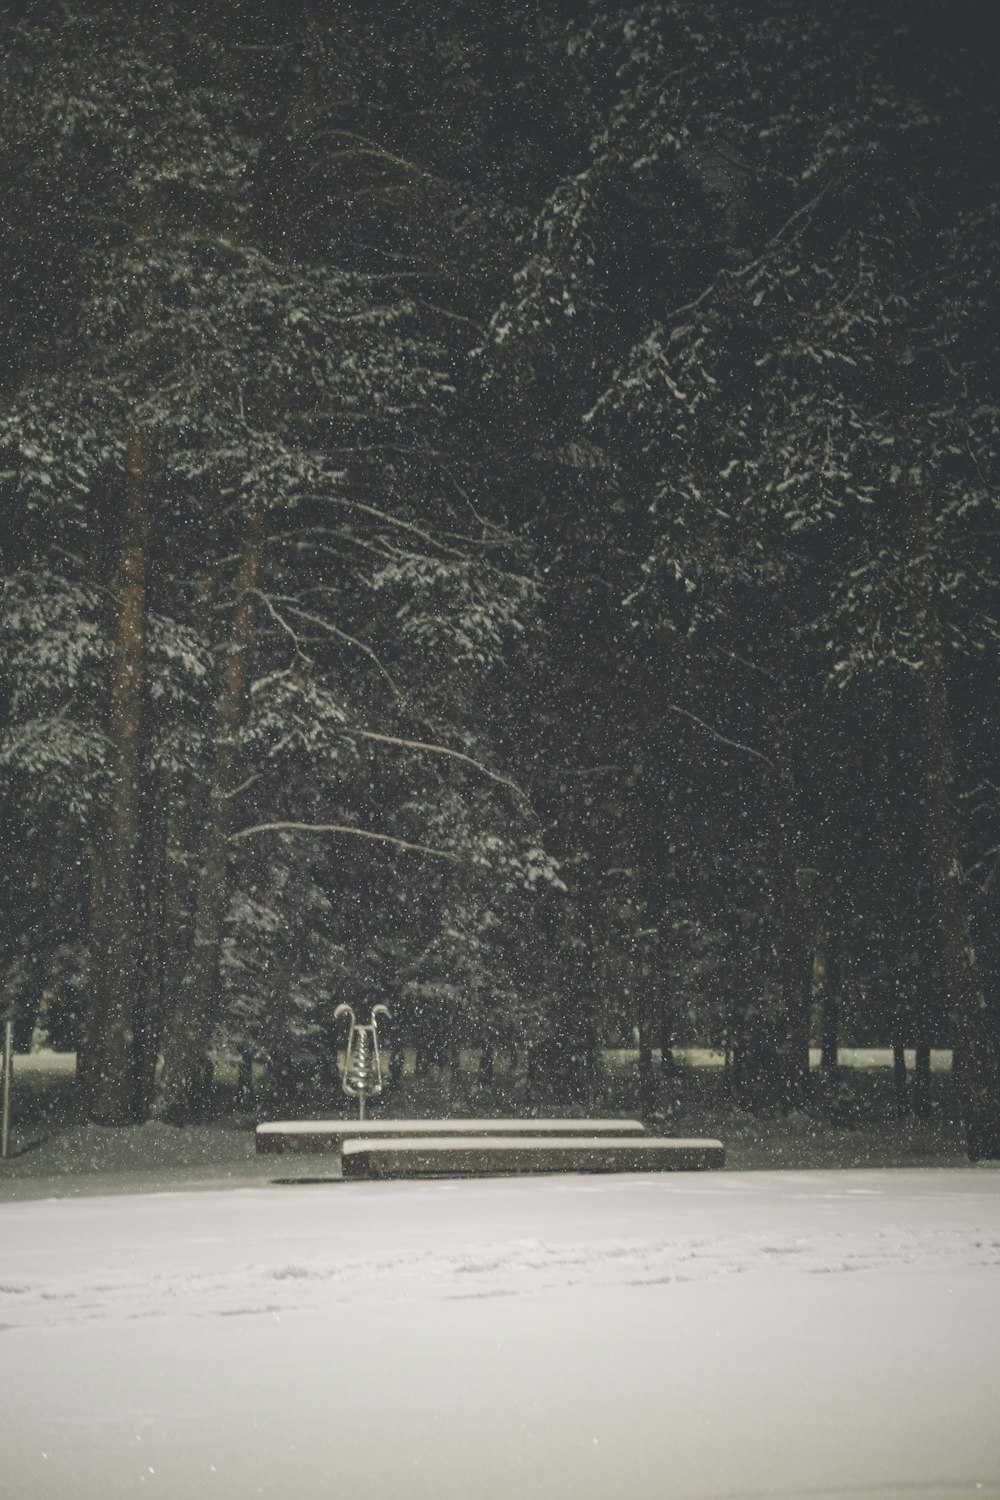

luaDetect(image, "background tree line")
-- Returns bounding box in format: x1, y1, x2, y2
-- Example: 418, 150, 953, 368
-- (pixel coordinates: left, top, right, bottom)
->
1, 0, 998, 1158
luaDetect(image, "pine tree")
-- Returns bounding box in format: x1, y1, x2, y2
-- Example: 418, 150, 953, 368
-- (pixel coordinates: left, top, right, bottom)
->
487, 0, 1000, 1145
1, 2, 558, 1121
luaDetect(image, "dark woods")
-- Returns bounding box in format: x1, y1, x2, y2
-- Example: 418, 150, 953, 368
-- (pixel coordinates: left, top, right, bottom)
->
1, 1, 999, 1157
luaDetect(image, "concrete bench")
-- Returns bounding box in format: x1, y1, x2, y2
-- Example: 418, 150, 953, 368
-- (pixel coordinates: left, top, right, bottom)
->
341, 1135, 726, 1179
256, 1118, 646, 1156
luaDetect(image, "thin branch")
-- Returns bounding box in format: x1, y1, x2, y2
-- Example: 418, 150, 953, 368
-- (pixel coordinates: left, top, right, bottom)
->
315, 497, 468, 556
52, 209, 132, 233
708, 645, 777, 679
705, 137, 790, 183
410, 299, 485, 332
285, 503, 524, 557
308, 130, 449, 187
663, 181, 834, 327
665, 703, 776, 770
322, 443, 448, 460
440, 463, 507, 536
326, 406, 429, 422
170, 230, 276, 267
222, 774, 261, 800
51, 547, 89, 569
311, 270, 458, 284
229, 820, 460, 861
276, 599, 402, 698
253, 589, 314, 666
343, 728, 524, 795
345, 240, 441, 264
965, 844, 1000, 887
272, 535, 406, 564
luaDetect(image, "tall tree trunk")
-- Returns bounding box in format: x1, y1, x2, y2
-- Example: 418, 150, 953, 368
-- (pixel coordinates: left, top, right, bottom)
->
913, 1042, 932, 1120
892, 1040, 909, 1119
136, 776, 190, 1115
770, 760, 812, 1110
880, 327, 1000, 1158
636, 1001, 656, 1121
903, 489, 1000, 1158
258, 952, 298, 1119
636, 930, 664, 1119
143, 523, 219, 1110
136, 776, 166, 1117
870, 691, 915, 1114
658, 982, 676, 1081
78, 436, 151, 1124
818, 937, 839, 1077
154, 510, 262, 1123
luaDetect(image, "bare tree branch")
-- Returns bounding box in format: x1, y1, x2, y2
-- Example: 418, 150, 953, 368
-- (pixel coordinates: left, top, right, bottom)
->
440, 463, 507, 535
221, 774, 261, 801
309, 130, 450, 188
343, 728, 524, 795
252, 589, 314, 666
229, 821, 461, 860
709, 645, 777, 679
315, 496, 469, 556
272, 531, 406, 564
256, 593, 402, 698
663, 182, 835, 327
410, 299, 484, 332
666, 703, 776, 770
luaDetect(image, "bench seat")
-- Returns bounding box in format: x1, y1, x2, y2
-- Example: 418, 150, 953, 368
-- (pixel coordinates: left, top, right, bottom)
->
341, 1135, 725, 1178
256, 1118, 646, 1155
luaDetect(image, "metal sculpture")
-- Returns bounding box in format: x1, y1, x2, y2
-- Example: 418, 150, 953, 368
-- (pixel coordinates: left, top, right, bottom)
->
333, 1003, 390, 1120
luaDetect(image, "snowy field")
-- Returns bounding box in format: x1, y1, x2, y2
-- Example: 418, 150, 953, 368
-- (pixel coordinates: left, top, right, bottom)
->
2, 1169, 999, 1499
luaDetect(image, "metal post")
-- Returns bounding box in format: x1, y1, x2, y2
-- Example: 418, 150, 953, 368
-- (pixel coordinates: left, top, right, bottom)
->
358, 1088, 366, 1122
1, 1019, 13, 1161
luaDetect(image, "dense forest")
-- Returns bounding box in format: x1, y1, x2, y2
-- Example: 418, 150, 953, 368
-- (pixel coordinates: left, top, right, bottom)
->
1, 0, 998, 1158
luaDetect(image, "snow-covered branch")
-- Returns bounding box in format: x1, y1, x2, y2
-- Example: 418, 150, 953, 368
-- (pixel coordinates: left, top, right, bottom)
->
253, 592, 402, 698
228, 820, 461, 861
342, 728, 525, 796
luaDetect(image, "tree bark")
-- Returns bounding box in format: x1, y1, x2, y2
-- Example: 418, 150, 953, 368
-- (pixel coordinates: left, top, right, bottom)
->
153, 510, 262, 1123
78, 436, 151, 1124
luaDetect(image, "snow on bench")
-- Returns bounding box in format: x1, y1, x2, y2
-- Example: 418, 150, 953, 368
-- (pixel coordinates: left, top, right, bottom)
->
256, 1118, 646, 1156
341, 1136, 726, 1178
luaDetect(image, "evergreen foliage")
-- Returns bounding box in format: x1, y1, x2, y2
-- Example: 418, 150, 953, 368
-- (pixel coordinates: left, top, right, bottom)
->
0, 0, 997, 1152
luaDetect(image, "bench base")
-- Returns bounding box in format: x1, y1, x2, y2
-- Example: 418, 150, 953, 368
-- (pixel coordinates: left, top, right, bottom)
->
341, 1136, 725, 1178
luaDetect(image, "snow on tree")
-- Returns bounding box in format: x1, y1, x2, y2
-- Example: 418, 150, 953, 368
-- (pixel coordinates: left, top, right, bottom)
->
487, 0, 1000, 1149
0, 3, 552, 1124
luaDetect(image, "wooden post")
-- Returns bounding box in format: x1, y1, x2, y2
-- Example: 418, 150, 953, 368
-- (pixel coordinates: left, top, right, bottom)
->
1, 1018, 13, 1160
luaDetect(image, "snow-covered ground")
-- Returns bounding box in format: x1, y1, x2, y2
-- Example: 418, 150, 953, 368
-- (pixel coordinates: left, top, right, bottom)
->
2, 1169, 999, 1499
